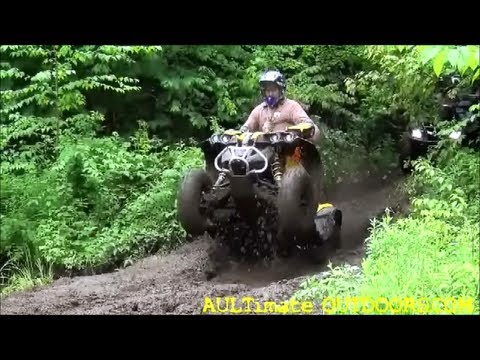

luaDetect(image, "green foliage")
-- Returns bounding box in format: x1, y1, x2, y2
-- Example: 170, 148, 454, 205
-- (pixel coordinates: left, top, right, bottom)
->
293, 147, 480, 314
0, 246, 53, 296
319, 126, 396, 185
410, 145, 479, 222
249, 46, 365, 128
2, 44, 477, 301
294, 263, 363, 303
109, 45, 258, 136
0, 45, 162, 175
1, 128, 203, 281
415, 45, 479, 79
295, 46, 479, 315
0, 45, 208, 292
346, 46, 438, 133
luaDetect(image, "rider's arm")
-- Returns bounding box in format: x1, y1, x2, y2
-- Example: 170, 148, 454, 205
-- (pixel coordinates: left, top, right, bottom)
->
289, 101, 321, 144
240, 105, 261, 132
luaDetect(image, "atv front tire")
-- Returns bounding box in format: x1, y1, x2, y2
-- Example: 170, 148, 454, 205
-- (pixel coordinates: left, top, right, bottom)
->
177, 168, 213, 236
277, 165, 318, 253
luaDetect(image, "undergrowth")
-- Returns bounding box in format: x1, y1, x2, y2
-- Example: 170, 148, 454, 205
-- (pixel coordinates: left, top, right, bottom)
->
293, 145, 480, 315
319, 125, 397, 186
0, 125, 203, 294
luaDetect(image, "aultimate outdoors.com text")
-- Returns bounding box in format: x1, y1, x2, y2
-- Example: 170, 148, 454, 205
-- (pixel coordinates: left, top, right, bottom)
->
201, 296, 475, 314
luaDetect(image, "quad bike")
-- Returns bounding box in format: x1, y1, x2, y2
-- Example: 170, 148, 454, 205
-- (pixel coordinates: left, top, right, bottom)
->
399, 91, 480, 174
398, 123, 438, 174
176, 123, 342, 266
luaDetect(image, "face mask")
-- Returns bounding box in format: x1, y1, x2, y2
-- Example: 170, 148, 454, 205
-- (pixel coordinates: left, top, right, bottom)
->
265, 95, 279, 107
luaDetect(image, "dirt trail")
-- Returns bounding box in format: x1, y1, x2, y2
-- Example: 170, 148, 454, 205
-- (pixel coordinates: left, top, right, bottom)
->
0, 168, 406, 315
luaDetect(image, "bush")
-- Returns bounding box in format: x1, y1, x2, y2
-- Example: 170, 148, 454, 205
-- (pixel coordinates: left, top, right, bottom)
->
319, 125, 397, 186
0, 126, 203, 286
293, 146, 480, 315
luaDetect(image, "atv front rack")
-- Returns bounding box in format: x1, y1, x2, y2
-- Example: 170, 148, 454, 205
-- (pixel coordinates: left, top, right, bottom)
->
214, 145, 268, 176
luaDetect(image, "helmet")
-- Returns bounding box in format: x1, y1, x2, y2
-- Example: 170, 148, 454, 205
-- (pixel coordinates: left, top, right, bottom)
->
259, 70, 286, 107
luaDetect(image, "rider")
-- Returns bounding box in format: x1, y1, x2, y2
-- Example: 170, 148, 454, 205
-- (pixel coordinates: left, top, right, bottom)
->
239, 70, 321, 144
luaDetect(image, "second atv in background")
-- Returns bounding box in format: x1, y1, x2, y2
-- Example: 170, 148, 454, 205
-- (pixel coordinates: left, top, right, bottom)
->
399, 76, 480, 173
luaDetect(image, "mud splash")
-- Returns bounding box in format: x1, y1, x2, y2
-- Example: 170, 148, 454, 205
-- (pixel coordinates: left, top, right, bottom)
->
0, 168, 406, 315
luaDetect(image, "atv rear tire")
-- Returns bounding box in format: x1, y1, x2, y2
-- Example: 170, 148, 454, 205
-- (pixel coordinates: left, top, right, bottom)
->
177, 168, 213, 236
277, 165, 318, 253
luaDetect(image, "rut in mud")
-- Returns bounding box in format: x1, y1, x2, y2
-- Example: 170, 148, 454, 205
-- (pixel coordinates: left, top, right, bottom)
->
0, 168, 407, 315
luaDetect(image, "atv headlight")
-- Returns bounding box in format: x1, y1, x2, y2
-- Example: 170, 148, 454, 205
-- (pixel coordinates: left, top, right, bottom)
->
269, 134, 279, 142
210, 134, 220, 143
449, 130, 462, 140
284, 133, 294, 142
411, 129, 422, 139
221, 134, 232, 143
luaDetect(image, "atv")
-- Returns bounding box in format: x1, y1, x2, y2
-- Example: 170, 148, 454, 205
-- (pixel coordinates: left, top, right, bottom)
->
176, 123, 342, 265
399, 91, 480, 174
399, 75, 480, 174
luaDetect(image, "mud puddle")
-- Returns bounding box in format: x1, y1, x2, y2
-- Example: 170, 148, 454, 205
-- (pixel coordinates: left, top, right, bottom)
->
0, 168, 406, 315
211, 168, 405, 287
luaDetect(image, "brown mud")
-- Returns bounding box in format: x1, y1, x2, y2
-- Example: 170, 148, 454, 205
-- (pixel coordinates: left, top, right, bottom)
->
0, 168, 407, 315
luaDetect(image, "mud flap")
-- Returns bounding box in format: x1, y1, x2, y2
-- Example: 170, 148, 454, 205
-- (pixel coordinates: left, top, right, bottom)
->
315, 203, 342, 243
308, 203, 342, 263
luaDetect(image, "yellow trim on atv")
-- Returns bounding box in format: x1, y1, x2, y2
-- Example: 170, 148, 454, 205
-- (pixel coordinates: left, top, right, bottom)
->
224, 129, 242, 136
251, 131, 264, 140
317, 203, 333, 212
288, 123, 313, 131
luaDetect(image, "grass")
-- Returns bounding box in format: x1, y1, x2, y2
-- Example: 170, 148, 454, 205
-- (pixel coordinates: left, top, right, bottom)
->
293, 147, 480, 315
294, 213, 479, 314
319, 126, 398, 187
0, 248, 53, 297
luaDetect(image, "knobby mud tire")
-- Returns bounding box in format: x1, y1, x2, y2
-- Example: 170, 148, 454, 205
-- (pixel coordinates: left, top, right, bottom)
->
277, 165, 318, 253
177, 168, 213, 236
206, 183, 279, 267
